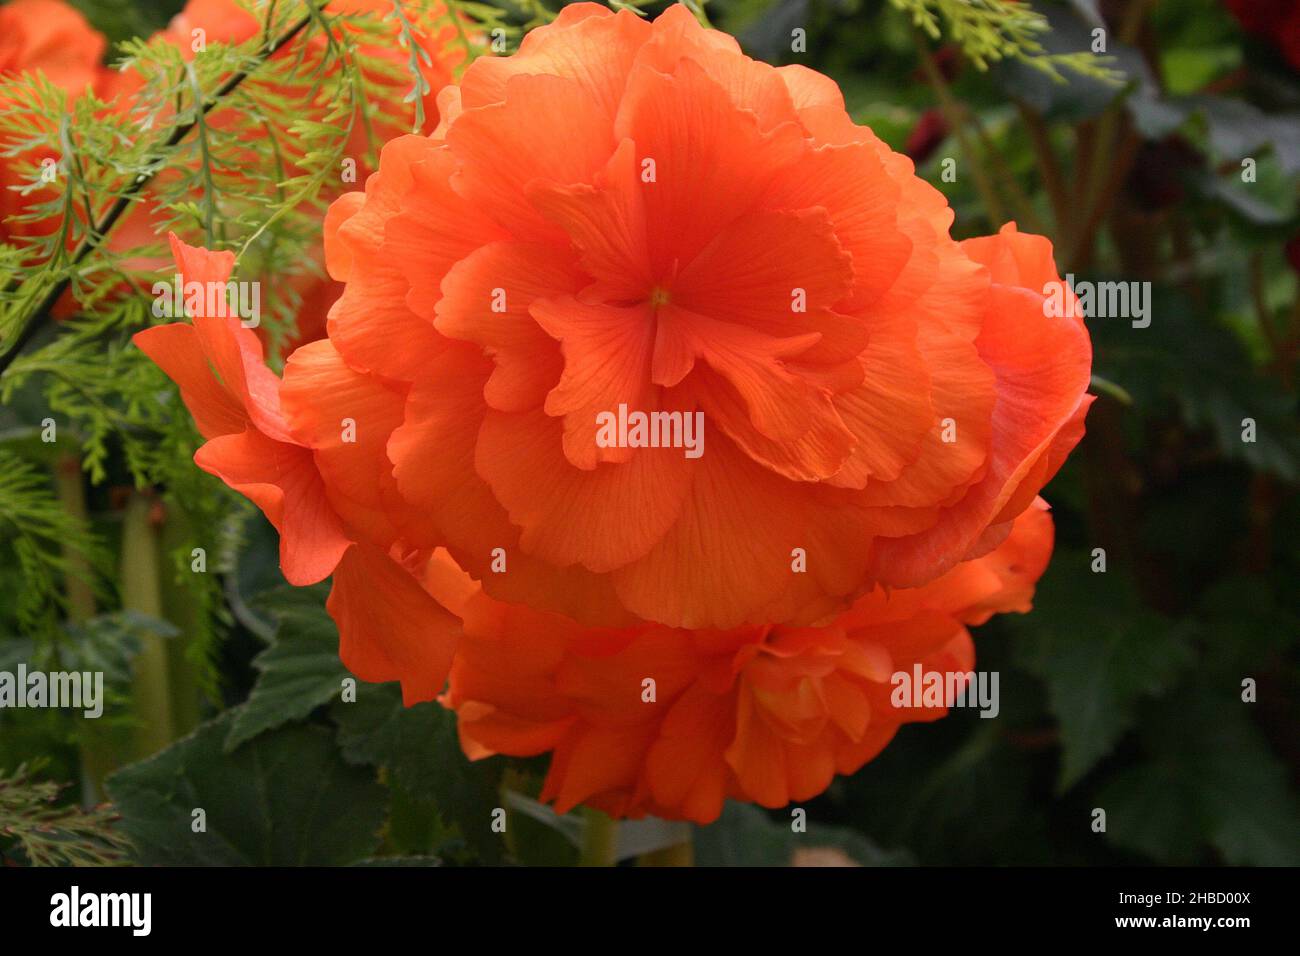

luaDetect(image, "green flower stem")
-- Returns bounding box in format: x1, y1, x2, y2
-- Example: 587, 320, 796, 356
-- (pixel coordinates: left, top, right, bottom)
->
1066, 0, 1152, 269
913, 28, 1006, 226
54, 454, 114, 803
638, 839, 695, 867
158, 508, 203, 737
498, 769, 525, 860
1017, 101, 1069, 232
578, 807, 619, 867
972, 118, 1046, 233
54, 455, 95, 621
121, 491, 176, 759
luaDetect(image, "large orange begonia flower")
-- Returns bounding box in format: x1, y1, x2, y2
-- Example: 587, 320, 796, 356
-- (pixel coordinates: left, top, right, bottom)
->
315, 2, 1092, 629
135, 229, 1055, 813
434, 499, 1055, 823
137, 4, 1092, 707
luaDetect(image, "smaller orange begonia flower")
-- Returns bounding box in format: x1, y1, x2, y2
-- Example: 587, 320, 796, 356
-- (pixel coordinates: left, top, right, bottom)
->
0, 0, 105, 91
434, 502, 1055, 823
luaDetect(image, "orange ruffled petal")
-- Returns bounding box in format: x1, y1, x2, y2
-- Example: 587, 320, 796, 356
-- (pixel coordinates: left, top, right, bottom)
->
133, 235, 352, 586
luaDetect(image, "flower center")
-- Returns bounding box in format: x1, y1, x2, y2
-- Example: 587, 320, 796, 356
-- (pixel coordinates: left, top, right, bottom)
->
648, 286, 672, 308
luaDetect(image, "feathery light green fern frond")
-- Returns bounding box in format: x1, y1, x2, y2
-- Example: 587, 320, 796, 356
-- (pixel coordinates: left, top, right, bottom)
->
891, 0, 1121, 82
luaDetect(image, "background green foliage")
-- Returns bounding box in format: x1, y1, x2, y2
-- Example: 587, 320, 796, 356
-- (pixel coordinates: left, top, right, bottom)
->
1, 0, 1297, 866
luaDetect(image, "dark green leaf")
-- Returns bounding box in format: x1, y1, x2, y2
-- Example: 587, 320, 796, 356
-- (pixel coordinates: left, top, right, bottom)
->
332, 682, 505, 863
1015, 556, 1196, 789
992, 4, 1147, 122
1099, 687, 1300, 865
224, 586, 346, 751
694, 802, 913, 866
107, 709, 386, 865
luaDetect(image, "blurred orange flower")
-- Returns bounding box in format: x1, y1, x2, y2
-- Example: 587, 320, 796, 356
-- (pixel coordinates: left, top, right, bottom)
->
133, 0, 468, 151
0, 0, 104, 91
106, 0, 469, 348
434, 501, 1054, 823
0, 0, 108, 247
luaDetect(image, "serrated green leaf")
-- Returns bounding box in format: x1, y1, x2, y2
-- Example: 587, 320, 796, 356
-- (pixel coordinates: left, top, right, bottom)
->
332, 682, 504, 863
1193, 95, 1300, 177
1099, 687, 1300, 865
224, 586, 346, 751
1015, 556, 1196, 789
108, 709, 386, 865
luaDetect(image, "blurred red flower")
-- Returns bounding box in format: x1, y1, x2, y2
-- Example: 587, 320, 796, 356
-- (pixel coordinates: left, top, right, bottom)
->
904, 107, 949, 164
1224, 0, 1300, 70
